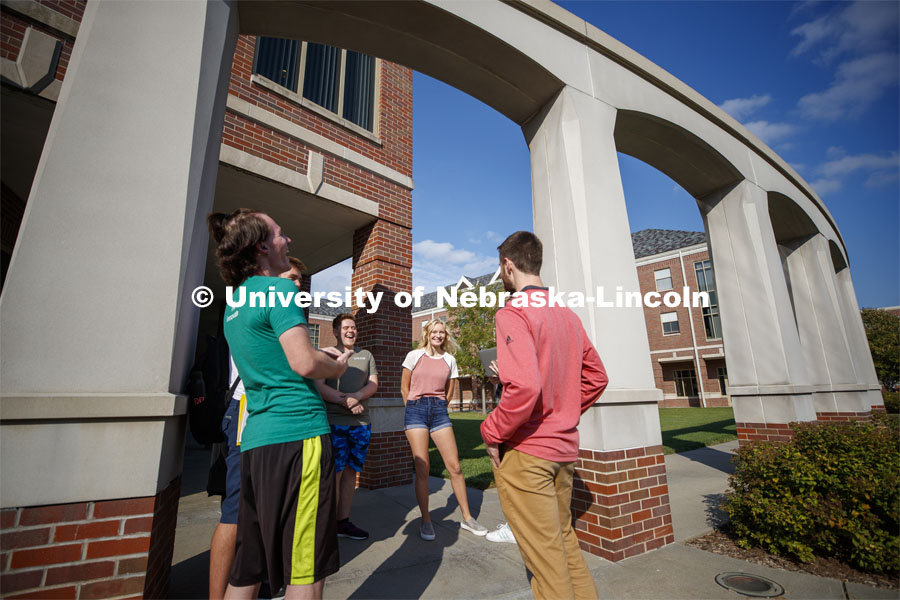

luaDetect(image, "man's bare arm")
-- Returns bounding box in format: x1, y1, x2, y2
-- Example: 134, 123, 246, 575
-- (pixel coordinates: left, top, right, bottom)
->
279, 326, 351, 379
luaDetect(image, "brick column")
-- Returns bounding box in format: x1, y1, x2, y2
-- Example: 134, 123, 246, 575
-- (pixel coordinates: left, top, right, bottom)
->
352, 219, 414, 488
573, 446, 673, 561
0, 476, 181, 599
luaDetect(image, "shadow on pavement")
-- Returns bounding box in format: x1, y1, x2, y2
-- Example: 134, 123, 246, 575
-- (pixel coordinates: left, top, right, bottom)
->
678, 444, 737, 475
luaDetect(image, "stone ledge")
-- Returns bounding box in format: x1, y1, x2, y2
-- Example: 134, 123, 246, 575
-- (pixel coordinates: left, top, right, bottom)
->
0, 394, 187, 421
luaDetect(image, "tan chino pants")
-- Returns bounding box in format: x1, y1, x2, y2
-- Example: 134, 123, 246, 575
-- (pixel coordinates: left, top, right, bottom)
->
494, 448, 598, 600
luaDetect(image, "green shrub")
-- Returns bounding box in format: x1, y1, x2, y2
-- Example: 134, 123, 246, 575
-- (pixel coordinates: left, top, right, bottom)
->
883, 391, 899, 414
724, 417, 899, 573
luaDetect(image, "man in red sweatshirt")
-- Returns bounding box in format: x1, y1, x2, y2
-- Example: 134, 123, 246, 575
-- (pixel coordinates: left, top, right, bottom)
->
481, 231, 608, 600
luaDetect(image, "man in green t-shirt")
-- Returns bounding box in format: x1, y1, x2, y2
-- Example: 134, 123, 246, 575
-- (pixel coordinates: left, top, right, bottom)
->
315, 313, 378, 540
207, 208, 351, 600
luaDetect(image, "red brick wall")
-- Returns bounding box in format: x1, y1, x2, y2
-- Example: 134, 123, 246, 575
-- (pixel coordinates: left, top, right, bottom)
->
358, 431, 413, 489
0, 476, 180, 599
735, 422, 795, 446
816, 411, 872, 422
227, 35, 412, 178
572, 445, 673, 561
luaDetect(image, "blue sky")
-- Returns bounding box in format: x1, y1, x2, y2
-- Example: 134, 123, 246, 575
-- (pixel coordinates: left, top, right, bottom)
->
313, 0, 899, 309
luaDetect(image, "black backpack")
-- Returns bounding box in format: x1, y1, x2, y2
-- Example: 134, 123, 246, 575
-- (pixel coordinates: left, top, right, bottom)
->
187, 334, 239, 445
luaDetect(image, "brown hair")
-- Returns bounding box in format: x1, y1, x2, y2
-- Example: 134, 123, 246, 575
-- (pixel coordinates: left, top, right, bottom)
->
498, 231, 542, 275
207, 209, 270, 286
287, 256, 308, 274
332, 312, 356, 333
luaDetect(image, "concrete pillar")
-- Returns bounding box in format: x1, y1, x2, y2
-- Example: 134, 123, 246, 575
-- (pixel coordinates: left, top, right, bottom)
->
833, 268, 884, 411
525, 86, 672, 562
699, 180, 815, 444
351, 219, 414, 489
0, 1, 237, 597
783, 234, 874, 420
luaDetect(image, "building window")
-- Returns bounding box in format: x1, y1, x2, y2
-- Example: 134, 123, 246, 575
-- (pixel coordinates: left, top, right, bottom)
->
660, 312, 680, 335
674, 369, 698, 397
654, 268, 673, 291
694, 259, 722, 339
308, 323, 320, 349
717, 366, 728, 395
254, 38, 377, 132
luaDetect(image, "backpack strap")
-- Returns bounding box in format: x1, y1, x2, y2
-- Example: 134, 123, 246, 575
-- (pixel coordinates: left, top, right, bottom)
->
224, 376, 241, 412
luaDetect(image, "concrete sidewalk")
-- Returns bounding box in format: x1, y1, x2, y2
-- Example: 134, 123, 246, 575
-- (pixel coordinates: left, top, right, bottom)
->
169, 439, 894, 599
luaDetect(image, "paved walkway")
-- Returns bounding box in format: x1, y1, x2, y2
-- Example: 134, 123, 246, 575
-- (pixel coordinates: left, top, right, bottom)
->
169, 438, 894, 599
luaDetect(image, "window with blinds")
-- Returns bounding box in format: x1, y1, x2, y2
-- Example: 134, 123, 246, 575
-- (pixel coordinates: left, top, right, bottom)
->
253, 38, 377, 133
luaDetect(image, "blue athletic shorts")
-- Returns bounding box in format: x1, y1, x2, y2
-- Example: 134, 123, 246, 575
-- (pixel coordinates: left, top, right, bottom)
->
404, 396, 452, 433
330, 424, 371, 472
220, 398, 242, 524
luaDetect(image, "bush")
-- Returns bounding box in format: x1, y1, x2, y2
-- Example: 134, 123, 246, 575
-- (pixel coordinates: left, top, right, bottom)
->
883, 391, 899, 414
724, 417, 899, 573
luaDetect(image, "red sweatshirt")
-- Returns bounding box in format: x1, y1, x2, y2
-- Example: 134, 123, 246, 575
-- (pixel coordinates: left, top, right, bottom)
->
481, 287, 609, 463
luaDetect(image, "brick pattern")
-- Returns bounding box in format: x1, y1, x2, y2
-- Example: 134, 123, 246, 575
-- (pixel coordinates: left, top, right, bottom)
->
816, 411, 872, 423
572, 445, 673, 562
228, 35, 412, 178
0, 477, 180, 599
735, 422, 796, 445
358, 430, 413, 489
871, 404, 886, 413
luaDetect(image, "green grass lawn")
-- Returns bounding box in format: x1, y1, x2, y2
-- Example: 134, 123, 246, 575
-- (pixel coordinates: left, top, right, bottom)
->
658, 407, 737, 454
428, 407, 738, 488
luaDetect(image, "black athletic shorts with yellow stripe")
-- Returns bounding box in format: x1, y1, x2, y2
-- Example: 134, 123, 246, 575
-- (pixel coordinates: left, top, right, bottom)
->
230, 435, 339, 591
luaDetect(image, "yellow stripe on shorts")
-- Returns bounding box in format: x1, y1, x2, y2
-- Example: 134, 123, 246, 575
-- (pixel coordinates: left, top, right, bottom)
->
291, 436, 321, 585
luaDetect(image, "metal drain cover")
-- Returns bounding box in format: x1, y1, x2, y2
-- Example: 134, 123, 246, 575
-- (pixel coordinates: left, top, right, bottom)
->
715, 572, 784, 597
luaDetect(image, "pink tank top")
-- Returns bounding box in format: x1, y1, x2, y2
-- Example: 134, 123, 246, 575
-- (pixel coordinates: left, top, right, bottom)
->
407, 354, 451, 401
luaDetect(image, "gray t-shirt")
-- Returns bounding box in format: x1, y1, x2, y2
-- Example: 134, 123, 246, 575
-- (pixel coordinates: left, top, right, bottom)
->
324, 347, 378, 426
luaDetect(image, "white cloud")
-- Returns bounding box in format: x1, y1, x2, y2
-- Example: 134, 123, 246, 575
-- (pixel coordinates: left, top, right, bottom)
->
413, 239, 476, 264
310, 258, 352, 295
744, 120, 799, 144
866, 170, 900, 188
791, 1, 899, 62
808, 150, 899, 195
818, 150, 899, 178
719, 94, 772, 121
412, 240, 497, 292
809, 178, 843, 195
798, 52, 900, 121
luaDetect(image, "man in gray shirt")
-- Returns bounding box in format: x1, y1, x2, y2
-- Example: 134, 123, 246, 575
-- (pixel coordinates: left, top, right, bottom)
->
316, 313, 378, 540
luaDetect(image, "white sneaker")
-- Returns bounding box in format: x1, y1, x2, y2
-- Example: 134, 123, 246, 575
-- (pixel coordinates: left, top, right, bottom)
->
460, 517, 488, 536
486, 522, 517, 544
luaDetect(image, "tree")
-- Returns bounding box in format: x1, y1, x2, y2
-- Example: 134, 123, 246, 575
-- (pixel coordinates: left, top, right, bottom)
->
449, 283, 502, 409
860, 308, 900, 391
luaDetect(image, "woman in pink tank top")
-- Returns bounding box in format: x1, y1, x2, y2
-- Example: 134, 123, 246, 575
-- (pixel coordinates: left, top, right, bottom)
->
401, 320, 488, 541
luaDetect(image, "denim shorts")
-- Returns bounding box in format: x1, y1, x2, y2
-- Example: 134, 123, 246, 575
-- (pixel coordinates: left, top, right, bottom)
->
404, 396, 452, 433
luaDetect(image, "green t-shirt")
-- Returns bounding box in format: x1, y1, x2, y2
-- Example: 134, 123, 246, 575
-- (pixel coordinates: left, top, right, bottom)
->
223, 276, 329, 451
323, 347, 378, 426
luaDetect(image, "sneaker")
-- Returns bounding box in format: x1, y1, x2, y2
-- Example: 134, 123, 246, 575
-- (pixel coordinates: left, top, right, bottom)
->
337, 519, 369, 540
486, 522, 517, 544
419, 520, 436, 541
460, 517, 488, 536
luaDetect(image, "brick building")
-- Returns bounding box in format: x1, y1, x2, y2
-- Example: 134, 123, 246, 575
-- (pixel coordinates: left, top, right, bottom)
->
1, 1, 412, 596
411, 229, 730, 409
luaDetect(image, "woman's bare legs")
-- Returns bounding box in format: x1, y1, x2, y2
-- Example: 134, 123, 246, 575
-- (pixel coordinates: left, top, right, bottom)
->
405, 427, 432, 521
430, 426, 473, 521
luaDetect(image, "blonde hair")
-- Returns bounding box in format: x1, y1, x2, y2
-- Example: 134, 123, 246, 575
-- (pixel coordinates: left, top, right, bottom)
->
418, 319, 459, 354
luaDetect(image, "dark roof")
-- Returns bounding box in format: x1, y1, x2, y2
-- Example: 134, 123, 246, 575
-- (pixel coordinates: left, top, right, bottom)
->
309, 305, 348, 319
631, 229, 706, 259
